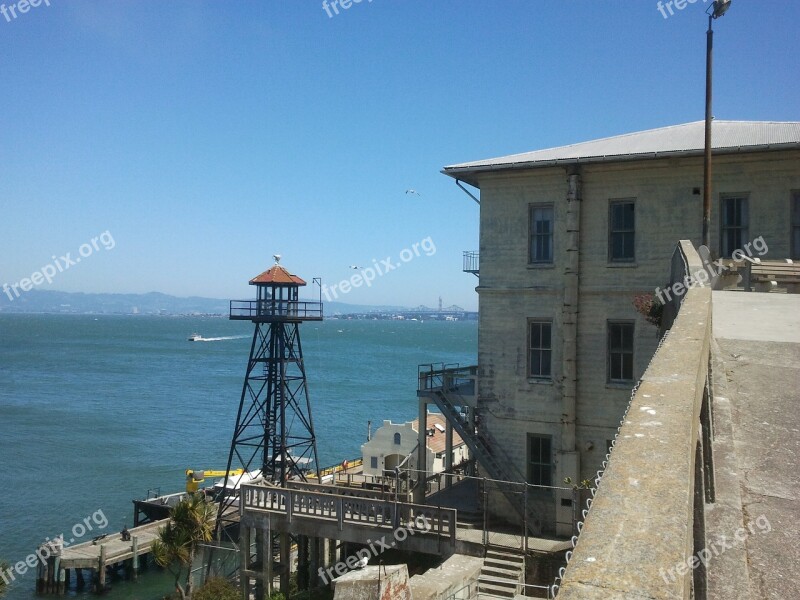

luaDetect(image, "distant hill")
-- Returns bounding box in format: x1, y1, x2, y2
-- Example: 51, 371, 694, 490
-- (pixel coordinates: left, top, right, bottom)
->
0, 290, 406, 316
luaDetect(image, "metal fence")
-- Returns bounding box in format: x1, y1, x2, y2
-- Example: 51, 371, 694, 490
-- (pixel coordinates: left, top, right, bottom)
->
398, 467, 580, 550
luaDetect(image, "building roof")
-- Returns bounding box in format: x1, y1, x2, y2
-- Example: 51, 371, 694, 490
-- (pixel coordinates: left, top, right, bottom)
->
443, 120, 800, 186
412, 413, 465, 454
249, 264, 307, 286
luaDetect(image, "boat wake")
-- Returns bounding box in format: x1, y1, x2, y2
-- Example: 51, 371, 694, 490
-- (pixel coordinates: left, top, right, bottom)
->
191, 335, 249, 342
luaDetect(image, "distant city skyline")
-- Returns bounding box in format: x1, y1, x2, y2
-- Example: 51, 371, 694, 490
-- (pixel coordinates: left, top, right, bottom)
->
2, 1, 798, 312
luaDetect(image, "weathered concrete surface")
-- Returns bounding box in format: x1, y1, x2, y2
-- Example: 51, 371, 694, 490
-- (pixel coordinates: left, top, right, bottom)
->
408, 554, 482, 600
712, 290, 800, 343
333, 564, 412, 600
557, 274, 712, 599
710, 291, 800, 600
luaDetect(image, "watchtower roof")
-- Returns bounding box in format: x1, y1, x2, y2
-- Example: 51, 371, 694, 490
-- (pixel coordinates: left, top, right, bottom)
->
249, 264, 307, 286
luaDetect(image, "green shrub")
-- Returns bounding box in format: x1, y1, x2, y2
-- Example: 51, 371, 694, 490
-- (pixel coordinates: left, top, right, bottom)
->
194, 577, 239, 600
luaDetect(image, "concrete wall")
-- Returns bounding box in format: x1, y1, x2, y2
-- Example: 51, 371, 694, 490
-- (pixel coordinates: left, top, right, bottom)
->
557, 241, 712, 598
333, 565, 412, 600
473, 150, 800, 526
362, 420, 428, 476
362, 420, 469, 477
408, 554, 483, 600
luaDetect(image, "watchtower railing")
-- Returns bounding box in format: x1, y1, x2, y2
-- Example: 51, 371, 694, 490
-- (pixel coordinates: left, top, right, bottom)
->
229, 300, 323, 321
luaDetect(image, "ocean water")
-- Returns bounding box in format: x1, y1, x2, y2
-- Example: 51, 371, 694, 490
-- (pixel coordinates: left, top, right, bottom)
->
0, 314, 476, 599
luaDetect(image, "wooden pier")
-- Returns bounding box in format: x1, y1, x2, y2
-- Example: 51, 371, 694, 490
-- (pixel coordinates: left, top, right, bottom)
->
36, 520, 164, 595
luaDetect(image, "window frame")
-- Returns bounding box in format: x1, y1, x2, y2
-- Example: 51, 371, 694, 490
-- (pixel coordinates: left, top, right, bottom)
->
528, 319, 553, 380
608, 199, 636, 263
393, 432, 401, 445
370, 456, 378, 470
527, 434, 553, 487
529, 203, 555, 265
720, 194, 750, 258
607, 320, 635, 384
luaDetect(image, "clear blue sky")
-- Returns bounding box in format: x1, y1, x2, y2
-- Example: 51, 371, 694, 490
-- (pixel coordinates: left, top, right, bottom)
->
1, 0, 797, 310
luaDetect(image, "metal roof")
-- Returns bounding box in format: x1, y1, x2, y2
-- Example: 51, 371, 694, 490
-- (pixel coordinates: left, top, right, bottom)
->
443, 120, 800, 186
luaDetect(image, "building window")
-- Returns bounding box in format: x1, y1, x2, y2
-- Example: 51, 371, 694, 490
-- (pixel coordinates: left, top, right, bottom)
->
607, 321, 635, 383
608, 200, 635, 262
528, 320, 552, 379
393, 433, 401, 445
528, 435, 552, 487
370, 456, 378, 469
721, 195, 749, 257
792, 192, 800, 260
529, 205, 554, 264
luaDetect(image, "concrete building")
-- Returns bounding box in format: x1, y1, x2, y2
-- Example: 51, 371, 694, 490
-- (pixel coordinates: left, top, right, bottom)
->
434, 120, 800, 534
361, 413, 469, 477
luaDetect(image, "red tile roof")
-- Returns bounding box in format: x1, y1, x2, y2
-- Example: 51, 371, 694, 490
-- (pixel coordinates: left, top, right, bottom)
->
249, 265, 307, 286
412, 413, 465, 454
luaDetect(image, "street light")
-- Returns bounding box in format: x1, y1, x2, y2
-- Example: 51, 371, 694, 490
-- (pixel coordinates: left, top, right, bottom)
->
702, 0, 732, 250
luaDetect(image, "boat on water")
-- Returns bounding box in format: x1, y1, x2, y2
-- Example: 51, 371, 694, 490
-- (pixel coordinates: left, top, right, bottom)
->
188, 333, 203, 341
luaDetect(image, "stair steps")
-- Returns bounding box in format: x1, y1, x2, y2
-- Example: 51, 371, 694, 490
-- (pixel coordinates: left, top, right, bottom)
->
478, 550, 524, 600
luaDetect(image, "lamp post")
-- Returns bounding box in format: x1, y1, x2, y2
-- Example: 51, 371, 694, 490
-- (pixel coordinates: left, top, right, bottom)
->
703, 0, 732, 250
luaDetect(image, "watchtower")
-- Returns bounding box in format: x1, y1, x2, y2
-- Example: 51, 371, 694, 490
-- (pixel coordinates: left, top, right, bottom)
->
213, 257, 322, 547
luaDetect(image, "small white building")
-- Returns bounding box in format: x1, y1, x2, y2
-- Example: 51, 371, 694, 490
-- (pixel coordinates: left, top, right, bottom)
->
361, 413, 469, 477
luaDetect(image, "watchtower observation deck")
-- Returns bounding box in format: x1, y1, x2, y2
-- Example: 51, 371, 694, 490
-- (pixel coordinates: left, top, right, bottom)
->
229, 259, 323, 323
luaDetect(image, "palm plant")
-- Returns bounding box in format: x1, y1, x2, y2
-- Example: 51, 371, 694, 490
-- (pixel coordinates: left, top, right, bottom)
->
0, 561, 9, 597
151, 493, 215, 600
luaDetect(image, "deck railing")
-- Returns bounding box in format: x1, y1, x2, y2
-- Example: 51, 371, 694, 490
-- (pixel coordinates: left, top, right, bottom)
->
240, 484, 456, 545
463, 251, 479, 275
229, 300, 323, 321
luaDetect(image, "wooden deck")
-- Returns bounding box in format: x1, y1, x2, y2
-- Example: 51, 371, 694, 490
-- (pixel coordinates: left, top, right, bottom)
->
58, 520, 164, 570
36, 519, 168, 594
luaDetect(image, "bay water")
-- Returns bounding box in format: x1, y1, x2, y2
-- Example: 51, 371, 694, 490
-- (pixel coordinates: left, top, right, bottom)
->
0, 314, 476, 599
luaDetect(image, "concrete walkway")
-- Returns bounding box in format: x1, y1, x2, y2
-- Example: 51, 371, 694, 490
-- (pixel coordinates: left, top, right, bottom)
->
709, 291, 800, 599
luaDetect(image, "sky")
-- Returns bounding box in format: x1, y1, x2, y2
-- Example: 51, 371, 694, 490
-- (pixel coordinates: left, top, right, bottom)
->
1, 0, 798, 311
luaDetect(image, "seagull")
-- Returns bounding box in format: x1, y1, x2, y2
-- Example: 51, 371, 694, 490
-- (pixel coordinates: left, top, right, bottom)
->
405, 189, 421, 197
355, 556, 369, 569
273, 254, 282, 264
349, 265, 362, 270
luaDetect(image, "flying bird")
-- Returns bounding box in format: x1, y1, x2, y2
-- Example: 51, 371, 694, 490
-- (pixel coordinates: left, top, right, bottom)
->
405, 189, 421, 197
273, 254, 282, 264
349, 265, 362, 270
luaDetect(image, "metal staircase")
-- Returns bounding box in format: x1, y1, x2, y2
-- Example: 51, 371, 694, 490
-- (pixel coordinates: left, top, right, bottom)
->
417, 365, 536, 534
